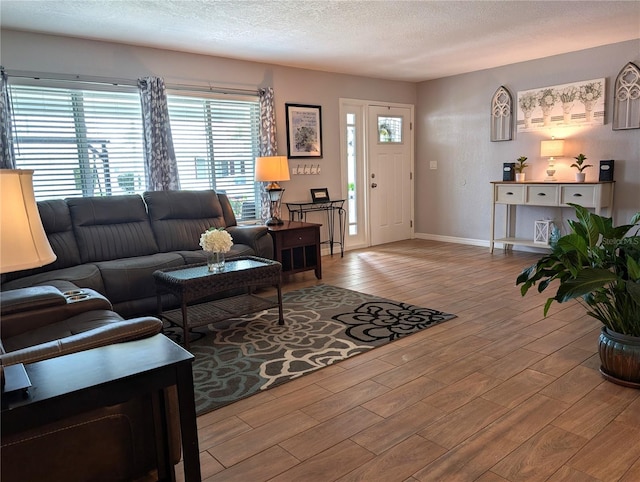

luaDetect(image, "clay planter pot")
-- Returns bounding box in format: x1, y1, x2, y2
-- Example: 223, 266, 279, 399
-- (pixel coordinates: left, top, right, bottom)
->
598, 327, 640, 388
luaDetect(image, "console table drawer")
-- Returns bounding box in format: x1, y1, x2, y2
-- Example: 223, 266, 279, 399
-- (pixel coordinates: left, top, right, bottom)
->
526, 185, 558, 205
496, 185, 525, 204
561, 185, 597, 207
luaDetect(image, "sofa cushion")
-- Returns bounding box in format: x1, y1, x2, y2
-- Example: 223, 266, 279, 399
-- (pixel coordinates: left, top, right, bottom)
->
67, 195, 159, 263
96, 253, 184, 304
143, 190, 228, 252
1, 264, 105, 294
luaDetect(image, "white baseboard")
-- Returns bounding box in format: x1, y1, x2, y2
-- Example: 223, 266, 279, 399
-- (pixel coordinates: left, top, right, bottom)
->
413, 233, 550, 253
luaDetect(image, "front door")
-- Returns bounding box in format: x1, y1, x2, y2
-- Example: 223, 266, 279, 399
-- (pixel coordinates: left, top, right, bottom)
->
367, 105, 413, 246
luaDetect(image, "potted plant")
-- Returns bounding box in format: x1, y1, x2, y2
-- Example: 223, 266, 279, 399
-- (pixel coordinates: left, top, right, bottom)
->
570, 154, 593, 182
517, 204, 640, 387
515, 156, 528, 182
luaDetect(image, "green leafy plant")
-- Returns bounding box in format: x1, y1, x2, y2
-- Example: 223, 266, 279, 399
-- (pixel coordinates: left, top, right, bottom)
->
517, 204, 640, 336
515, 156, 528, 173
570, 154, 593, 173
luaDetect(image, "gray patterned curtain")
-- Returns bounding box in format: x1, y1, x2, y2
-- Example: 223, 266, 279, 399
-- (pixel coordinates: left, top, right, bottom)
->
0, 70, 16, 169
258, 87, 277, 220
138, 77, 180, 191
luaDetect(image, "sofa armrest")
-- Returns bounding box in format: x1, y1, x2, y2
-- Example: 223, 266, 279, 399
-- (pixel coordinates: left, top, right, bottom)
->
226, 225, 274, 259
1, 286, 67, 315
1, 314, 163, 366
1, 288, 113, 339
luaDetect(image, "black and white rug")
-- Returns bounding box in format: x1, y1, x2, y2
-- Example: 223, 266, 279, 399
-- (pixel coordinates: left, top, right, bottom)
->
179, 284, 456, 415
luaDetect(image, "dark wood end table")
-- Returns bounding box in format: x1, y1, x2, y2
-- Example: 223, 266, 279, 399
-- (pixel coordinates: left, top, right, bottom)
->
1, 334, 201, 481
267, 221, 322, 279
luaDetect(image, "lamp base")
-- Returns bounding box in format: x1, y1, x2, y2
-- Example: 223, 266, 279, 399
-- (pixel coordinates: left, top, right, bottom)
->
545, 168, 557, 182
265, 217, 284, 226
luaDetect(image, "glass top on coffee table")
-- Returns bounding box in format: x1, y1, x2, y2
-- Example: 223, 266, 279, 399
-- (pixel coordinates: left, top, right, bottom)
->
166, 256, 277, 281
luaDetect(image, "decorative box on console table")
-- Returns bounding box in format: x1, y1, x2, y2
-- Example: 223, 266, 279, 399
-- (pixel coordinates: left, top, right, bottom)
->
489, 181, 614, 253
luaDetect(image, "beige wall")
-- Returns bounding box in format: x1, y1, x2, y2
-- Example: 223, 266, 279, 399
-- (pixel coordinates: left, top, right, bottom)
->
415, 39, 640, 246
0, 30, 416, 222
2, 30, 638, 247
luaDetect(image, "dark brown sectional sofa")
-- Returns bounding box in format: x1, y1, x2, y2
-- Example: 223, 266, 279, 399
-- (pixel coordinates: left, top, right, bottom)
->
2, 189, 273, 318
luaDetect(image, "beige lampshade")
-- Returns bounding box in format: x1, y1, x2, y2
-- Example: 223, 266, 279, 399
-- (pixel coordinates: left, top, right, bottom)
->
254, 156, 290, 185
0, 169, 56, 274
540, 139, 565, 158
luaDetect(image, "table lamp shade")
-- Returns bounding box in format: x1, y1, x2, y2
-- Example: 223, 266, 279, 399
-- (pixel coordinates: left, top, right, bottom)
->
540, 139, 564, 158
0, 169, 56, 274
255, 156, 290, 187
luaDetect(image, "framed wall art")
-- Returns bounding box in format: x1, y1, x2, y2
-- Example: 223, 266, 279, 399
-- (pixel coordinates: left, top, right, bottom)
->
285, 103, 323, 159
517, 78, 605, 132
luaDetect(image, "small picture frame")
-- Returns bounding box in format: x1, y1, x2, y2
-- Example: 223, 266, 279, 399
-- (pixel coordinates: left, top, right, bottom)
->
310, 188, 330, 203
286, 103, 323, 159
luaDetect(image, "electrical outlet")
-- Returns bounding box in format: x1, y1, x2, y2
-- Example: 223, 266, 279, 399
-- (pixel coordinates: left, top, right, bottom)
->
430, 161, 438, 170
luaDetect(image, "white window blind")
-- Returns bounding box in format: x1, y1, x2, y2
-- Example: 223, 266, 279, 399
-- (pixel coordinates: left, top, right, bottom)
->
167, 94, 261, 220
10, 84, 145, 200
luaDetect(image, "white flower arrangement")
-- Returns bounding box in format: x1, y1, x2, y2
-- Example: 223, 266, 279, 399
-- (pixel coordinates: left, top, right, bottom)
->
519, 93, 538, 112
578, 82, 603, 102
559, 87, 577, 103
537, 88, 558, 108
199, 227, 233, 253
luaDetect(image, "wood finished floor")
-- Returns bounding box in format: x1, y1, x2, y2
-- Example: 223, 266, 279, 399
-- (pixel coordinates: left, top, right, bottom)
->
176, 239, 640, 482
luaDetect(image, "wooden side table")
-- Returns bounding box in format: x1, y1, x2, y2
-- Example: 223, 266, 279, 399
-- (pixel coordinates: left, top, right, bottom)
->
267, 221, 322, 279
1, 334, 201, 481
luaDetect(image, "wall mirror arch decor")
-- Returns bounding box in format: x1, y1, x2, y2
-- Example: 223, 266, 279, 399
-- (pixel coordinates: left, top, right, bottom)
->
613, 61, 640, 130
491, 86, 513, 141
285, 103, 323, 159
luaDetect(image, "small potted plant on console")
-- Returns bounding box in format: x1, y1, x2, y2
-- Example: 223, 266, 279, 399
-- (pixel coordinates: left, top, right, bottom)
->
515, 156, 528, 182
571, 153, 592, 182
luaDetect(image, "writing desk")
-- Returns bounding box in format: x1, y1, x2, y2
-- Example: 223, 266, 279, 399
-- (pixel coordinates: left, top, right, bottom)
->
286, 199, 346, 257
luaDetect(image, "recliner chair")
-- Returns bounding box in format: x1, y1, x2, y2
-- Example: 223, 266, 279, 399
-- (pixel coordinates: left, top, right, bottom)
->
0, 285, 182, 481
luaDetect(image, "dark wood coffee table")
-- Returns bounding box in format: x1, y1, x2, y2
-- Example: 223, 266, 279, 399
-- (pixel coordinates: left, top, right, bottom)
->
153, 256, 283, 348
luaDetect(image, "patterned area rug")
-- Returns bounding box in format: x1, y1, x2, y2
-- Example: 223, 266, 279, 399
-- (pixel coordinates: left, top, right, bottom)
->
182, 284, 456, 416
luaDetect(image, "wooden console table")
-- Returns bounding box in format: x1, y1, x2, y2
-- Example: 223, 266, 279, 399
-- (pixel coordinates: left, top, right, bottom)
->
1, 334, 201, 481
490, 181, 615, 253
268, 221, 322, 279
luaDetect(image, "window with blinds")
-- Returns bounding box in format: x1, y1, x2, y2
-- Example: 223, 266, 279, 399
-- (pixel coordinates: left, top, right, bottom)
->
167, 94, 261, 221
9, 83, 262, 221
11, 84, 145, 200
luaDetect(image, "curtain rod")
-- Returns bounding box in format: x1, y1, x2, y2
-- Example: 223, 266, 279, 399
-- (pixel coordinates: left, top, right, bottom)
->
0, 68, 260, 96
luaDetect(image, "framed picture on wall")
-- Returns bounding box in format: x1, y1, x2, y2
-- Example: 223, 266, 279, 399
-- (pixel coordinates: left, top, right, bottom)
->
285, 103, 323, 159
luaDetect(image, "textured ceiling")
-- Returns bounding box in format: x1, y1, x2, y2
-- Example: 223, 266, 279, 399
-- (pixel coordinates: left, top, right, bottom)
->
1, 0, 639, 82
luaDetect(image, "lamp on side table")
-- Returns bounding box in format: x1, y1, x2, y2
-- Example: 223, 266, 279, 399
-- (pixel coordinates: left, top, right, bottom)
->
255, 155, 290, 225
0, 169, 57, 392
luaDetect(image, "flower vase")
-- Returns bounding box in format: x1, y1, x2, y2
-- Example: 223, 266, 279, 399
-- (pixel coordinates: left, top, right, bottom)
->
206, 251, 225, 272
562, 102, 573, 123
583, 100, 594, 122
541, 105, 553, 126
